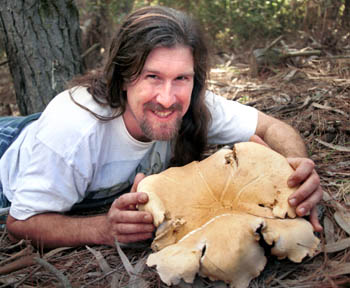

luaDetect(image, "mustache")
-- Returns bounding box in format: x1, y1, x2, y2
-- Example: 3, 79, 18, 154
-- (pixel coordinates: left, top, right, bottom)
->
143, 102, 182, 112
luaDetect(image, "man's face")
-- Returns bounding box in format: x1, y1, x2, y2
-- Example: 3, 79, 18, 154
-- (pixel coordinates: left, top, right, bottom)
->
123, 45, 194, 142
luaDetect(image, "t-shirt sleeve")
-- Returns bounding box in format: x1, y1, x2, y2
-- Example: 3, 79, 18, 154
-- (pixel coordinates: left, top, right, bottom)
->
7, 87, 108, 220
205, 91, 258, 144
9, 138, 91, 220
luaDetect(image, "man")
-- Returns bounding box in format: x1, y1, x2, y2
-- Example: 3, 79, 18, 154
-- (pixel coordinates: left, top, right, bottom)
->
0, 6, 322, 248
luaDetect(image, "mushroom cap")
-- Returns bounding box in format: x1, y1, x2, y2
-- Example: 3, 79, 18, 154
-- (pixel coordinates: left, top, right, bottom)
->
147, 213, 267, 287
138, 142, 320, 287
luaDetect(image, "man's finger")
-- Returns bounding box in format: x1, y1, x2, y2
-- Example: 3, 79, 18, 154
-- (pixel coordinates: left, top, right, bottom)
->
288, 170, 321, 207
287, 158, 315, 187
309, 207, 323, 232
292, 185, 323, 217
115, 223, 155, 235
114, 210, 153, 224
112, 192, 148, 209
131, 173, 146, 193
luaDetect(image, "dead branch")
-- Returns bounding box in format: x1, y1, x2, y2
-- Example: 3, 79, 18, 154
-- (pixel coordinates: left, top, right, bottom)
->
81, 43, 101, 59
265, 35, 284, 51
0, 245, 33, 267
0, 255, 35, 275
0, 239, 29, 252
250, 47, 321, 77
316, 139, 350, 153
312, 103, 350, 118
0, 60, 9, 67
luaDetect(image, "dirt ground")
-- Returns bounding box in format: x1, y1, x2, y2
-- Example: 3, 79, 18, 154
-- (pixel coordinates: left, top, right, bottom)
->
0, 39, 349, 287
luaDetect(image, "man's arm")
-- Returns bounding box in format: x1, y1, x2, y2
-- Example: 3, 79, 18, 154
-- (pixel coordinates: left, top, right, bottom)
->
6, 174, 155, 248
255, 111, 308, 158
6, 213, 110, 248
254, 111, 323, 232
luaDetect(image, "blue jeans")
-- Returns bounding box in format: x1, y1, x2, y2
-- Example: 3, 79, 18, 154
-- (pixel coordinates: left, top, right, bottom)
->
0, 113, 41, 222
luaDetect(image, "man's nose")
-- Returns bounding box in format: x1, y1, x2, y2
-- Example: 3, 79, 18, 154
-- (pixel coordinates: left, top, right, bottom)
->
156, 81, 176, 108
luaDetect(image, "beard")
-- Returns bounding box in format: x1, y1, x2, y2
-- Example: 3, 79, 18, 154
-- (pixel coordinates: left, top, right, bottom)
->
140, 102, 183, 141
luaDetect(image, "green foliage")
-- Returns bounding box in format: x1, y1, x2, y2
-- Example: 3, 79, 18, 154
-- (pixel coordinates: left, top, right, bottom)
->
137, 0, 307, 49
81, 0, 135, 25
78, 1, 348, 50
130, 0, 308, 49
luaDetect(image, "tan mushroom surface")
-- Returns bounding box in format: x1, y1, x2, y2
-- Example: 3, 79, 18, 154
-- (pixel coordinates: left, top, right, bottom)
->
137, 142, 320, 288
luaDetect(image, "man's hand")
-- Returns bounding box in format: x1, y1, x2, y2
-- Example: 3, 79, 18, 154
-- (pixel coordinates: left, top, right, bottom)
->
287, 158, 323, 232
105, 173, 155, 244
250, 135, 323, 232
6, 174, 155, 248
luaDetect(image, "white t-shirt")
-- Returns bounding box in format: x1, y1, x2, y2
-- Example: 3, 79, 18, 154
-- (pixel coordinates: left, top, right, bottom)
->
0, 87, 258, 220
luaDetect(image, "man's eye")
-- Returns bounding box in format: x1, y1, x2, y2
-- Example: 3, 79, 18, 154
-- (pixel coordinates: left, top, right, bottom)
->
147, 74, 158, 79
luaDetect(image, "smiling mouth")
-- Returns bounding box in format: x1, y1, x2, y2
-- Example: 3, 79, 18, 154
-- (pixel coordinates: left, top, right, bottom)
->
145, 102, 182, 118
153, 110, 174, 118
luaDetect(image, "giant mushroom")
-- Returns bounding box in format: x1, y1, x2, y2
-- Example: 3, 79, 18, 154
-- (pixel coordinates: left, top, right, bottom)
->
138, 142, 320, 288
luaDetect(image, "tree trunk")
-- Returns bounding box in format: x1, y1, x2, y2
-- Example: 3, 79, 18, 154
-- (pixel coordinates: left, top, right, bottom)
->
82, 0, 112, 70
344, 0, 350, 27
0, 0, 84, 115
327, 1, 341, 21
81, 0, 135, 70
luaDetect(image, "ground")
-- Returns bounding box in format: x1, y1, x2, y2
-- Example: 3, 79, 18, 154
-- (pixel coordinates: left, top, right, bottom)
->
0, 41, 349, 287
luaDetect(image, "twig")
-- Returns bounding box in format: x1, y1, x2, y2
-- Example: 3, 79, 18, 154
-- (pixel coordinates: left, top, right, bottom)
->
0, 255, 35, 275
0, 245, 33, 267
34, 257, 72, 288
0, 239, 27, 252
43, 246, 73, 259
312, 102, 350, 118
0, 226, 7, 242
0, 281, 17, 288
265, 35, 283, 51
80, 268, 119, 288
0, 60, 9, 67
315, 139, 350, 153
271, 278, 290, 288
81, 43, 101, 59
284, 50, 321, 58
13, 266, 42, 288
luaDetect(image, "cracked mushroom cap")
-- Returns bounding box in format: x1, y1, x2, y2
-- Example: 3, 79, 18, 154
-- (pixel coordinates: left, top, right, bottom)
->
147, 212, 267, 288
138, 142, 320, 287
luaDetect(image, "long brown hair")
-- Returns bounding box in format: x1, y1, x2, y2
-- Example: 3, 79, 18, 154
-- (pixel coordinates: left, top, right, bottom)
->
70, 6, 211, 166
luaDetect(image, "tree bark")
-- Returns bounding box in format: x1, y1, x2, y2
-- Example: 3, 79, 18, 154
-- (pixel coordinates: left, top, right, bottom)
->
0, 0, 84, 115
80, 0, 135, 69
344, 0, 350, 27
81, 0, 112, 70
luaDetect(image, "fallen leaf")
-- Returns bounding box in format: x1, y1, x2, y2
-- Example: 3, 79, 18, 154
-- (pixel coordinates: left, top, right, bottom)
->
86, 245, 113, 273
334, 210, 350, 235
324, 238, 350, 253
323, 216, 335, 244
